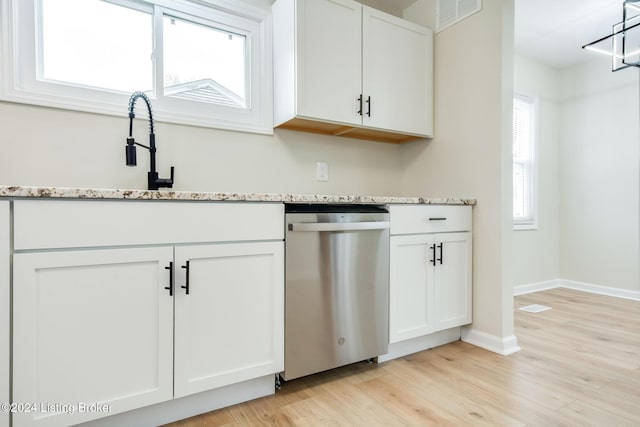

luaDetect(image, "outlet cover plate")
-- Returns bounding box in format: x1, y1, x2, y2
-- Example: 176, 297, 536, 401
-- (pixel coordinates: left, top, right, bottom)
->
316, 162, 329, 182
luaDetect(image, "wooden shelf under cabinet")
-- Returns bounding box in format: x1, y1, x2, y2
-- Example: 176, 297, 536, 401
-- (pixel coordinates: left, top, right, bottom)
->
276, 117, 424, 144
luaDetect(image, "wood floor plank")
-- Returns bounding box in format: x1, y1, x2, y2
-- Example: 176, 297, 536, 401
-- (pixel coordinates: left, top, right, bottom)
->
421, 344, 574, 412
164, 289, 640, 426
354, 374, 465, 426
384, 362, 525, 426
557, 399, 640, 427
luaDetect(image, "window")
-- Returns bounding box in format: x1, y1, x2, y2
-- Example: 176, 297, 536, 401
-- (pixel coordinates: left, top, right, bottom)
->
40, 0, 153, 93
162, 14, 246, 108
513, 94, 537, 229
0, 0, 272, 134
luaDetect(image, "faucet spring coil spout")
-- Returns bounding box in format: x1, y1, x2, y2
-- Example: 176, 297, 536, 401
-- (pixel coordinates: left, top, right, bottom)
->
125, 91, 174, 190
128, 91, 155, 135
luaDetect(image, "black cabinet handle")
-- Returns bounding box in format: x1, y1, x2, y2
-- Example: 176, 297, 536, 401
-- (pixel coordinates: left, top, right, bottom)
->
366, 96, 371, 117
437, 243, 443, 265
429, 217, 447, 221
164, 262, 173, 296
181, 261, 190, 295
430, 244, 436, 266
357, 95, 363, 116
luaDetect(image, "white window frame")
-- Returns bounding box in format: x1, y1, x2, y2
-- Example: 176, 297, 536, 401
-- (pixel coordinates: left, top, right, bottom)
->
512, 93, 538, 230
0, 0, 273, 134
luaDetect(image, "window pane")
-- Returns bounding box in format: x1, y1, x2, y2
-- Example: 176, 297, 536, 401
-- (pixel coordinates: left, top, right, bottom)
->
40, 0, 152, 93
513, 95, 535, 225
163, 15, 246, 108
513, 99, 531, 162
513, 162, 530, 219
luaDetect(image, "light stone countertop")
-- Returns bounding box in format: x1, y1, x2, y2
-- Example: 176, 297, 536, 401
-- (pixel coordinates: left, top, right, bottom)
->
0, 186, 476, 205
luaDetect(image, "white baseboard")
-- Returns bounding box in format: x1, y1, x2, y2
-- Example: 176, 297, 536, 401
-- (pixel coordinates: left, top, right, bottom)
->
558, 279, 640, 301
513, 279, 560, 296
514, 278, 640, 302
378, 327, 461, 362
79, 375, 274, 427
461, 327, 521, 356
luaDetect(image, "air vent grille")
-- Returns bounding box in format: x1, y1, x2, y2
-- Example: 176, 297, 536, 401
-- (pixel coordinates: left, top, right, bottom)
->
436, 0, 482, 32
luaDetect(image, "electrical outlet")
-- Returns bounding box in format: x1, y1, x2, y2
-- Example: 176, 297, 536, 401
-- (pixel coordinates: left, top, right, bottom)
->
316, 162, 329, 182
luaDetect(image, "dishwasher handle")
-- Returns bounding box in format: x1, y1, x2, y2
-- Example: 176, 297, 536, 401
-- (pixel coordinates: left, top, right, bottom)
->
288, 221, 390, 232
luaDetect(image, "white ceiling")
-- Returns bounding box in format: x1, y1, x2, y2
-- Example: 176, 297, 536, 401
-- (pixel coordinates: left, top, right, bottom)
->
370, 0, 624, 69
514, 0, 624, 69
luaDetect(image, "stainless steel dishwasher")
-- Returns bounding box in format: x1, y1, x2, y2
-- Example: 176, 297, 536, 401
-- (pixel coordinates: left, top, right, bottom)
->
283, 204, 389, 380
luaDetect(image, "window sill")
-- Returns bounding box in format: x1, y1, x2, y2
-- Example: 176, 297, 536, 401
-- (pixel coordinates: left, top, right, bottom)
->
514, 223, 538, 231
0, 90, 274, 135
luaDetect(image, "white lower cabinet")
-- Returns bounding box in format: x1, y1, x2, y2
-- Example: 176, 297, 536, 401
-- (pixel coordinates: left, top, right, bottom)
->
173, 242, 284, 398
389, 232, 472, 342
432, 233, 472, 331
389, 205, 472, 347
1, 201, 9, 427
13, 247, 175, 427
11, 199, 284, 427
390, 234, 434, 342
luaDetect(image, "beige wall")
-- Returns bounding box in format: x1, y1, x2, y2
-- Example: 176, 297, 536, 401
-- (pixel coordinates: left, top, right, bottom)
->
403, 0, 517, 344
0, 0, 518, 350
0, 102, 405, 195
512, 55, 561, 286
0, 0, 408, 196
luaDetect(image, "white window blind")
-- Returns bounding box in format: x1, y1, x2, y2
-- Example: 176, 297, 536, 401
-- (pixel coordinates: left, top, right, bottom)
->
513, 95, 537, 229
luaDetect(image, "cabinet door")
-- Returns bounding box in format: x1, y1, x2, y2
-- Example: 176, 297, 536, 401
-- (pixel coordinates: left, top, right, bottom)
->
174, 242, 284, 398
13, 247, 174, 427
362, 6, 433, 136
389, 234, 435, 343
433, 232, 472, 331
296, 0, 362, 125
0, 201, 8, 427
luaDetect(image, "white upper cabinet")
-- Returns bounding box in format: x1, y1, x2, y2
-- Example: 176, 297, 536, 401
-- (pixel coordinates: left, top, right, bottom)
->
362, 6, 432, 137
273, 0, 433, 143
290, 0, 362, 126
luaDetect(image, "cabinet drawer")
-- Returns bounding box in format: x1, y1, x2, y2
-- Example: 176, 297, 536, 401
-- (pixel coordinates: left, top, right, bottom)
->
14, 200, 284, 250
389, 205, 471, 235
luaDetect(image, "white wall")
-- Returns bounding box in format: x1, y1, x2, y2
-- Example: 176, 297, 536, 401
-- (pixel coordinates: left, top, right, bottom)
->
512, 55, 561, 286
513, 53, 640, 294
403, 0, 518, 351
559, 58, 640, 292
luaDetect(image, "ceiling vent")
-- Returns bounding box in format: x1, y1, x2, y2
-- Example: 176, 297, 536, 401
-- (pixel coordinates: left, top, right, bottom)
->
436, 0, 482, 32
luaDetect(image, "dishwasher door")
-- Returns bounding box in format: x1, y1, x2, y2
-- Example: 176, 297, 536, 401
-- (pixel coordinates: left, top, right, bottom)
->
284, 206, 389, 380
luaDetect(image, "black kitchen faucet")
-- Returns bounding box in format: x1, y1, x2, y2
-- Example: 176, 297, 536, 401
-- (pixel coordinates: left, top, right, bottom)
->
125, 91, 175, 190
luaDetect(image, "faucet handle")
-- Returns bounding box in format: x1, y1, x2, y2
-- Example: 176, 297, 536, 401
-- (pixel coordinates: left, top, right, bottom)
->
147, 166, 174, 190
156, 166, 174, 189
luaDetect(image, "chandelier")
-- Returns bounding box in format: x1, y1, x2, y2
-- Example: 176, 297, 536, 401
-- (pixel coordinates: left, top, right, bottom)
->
582, 0, 640, 71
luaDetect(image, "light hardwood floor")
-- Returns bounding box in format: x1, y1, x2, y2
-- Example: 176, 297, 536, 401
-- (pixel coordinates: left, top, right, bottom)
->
165, 288, 640, 426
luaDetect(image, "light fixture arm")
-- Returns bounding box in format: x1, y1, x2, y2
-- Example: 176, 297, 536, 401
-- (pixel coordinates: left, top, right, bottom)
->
582, 0, 640, 72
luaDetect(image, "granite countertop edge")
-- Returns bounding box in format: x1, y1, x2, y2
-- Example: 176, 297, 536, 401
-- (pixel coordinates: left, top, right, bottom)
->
0, 186, 477, 205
